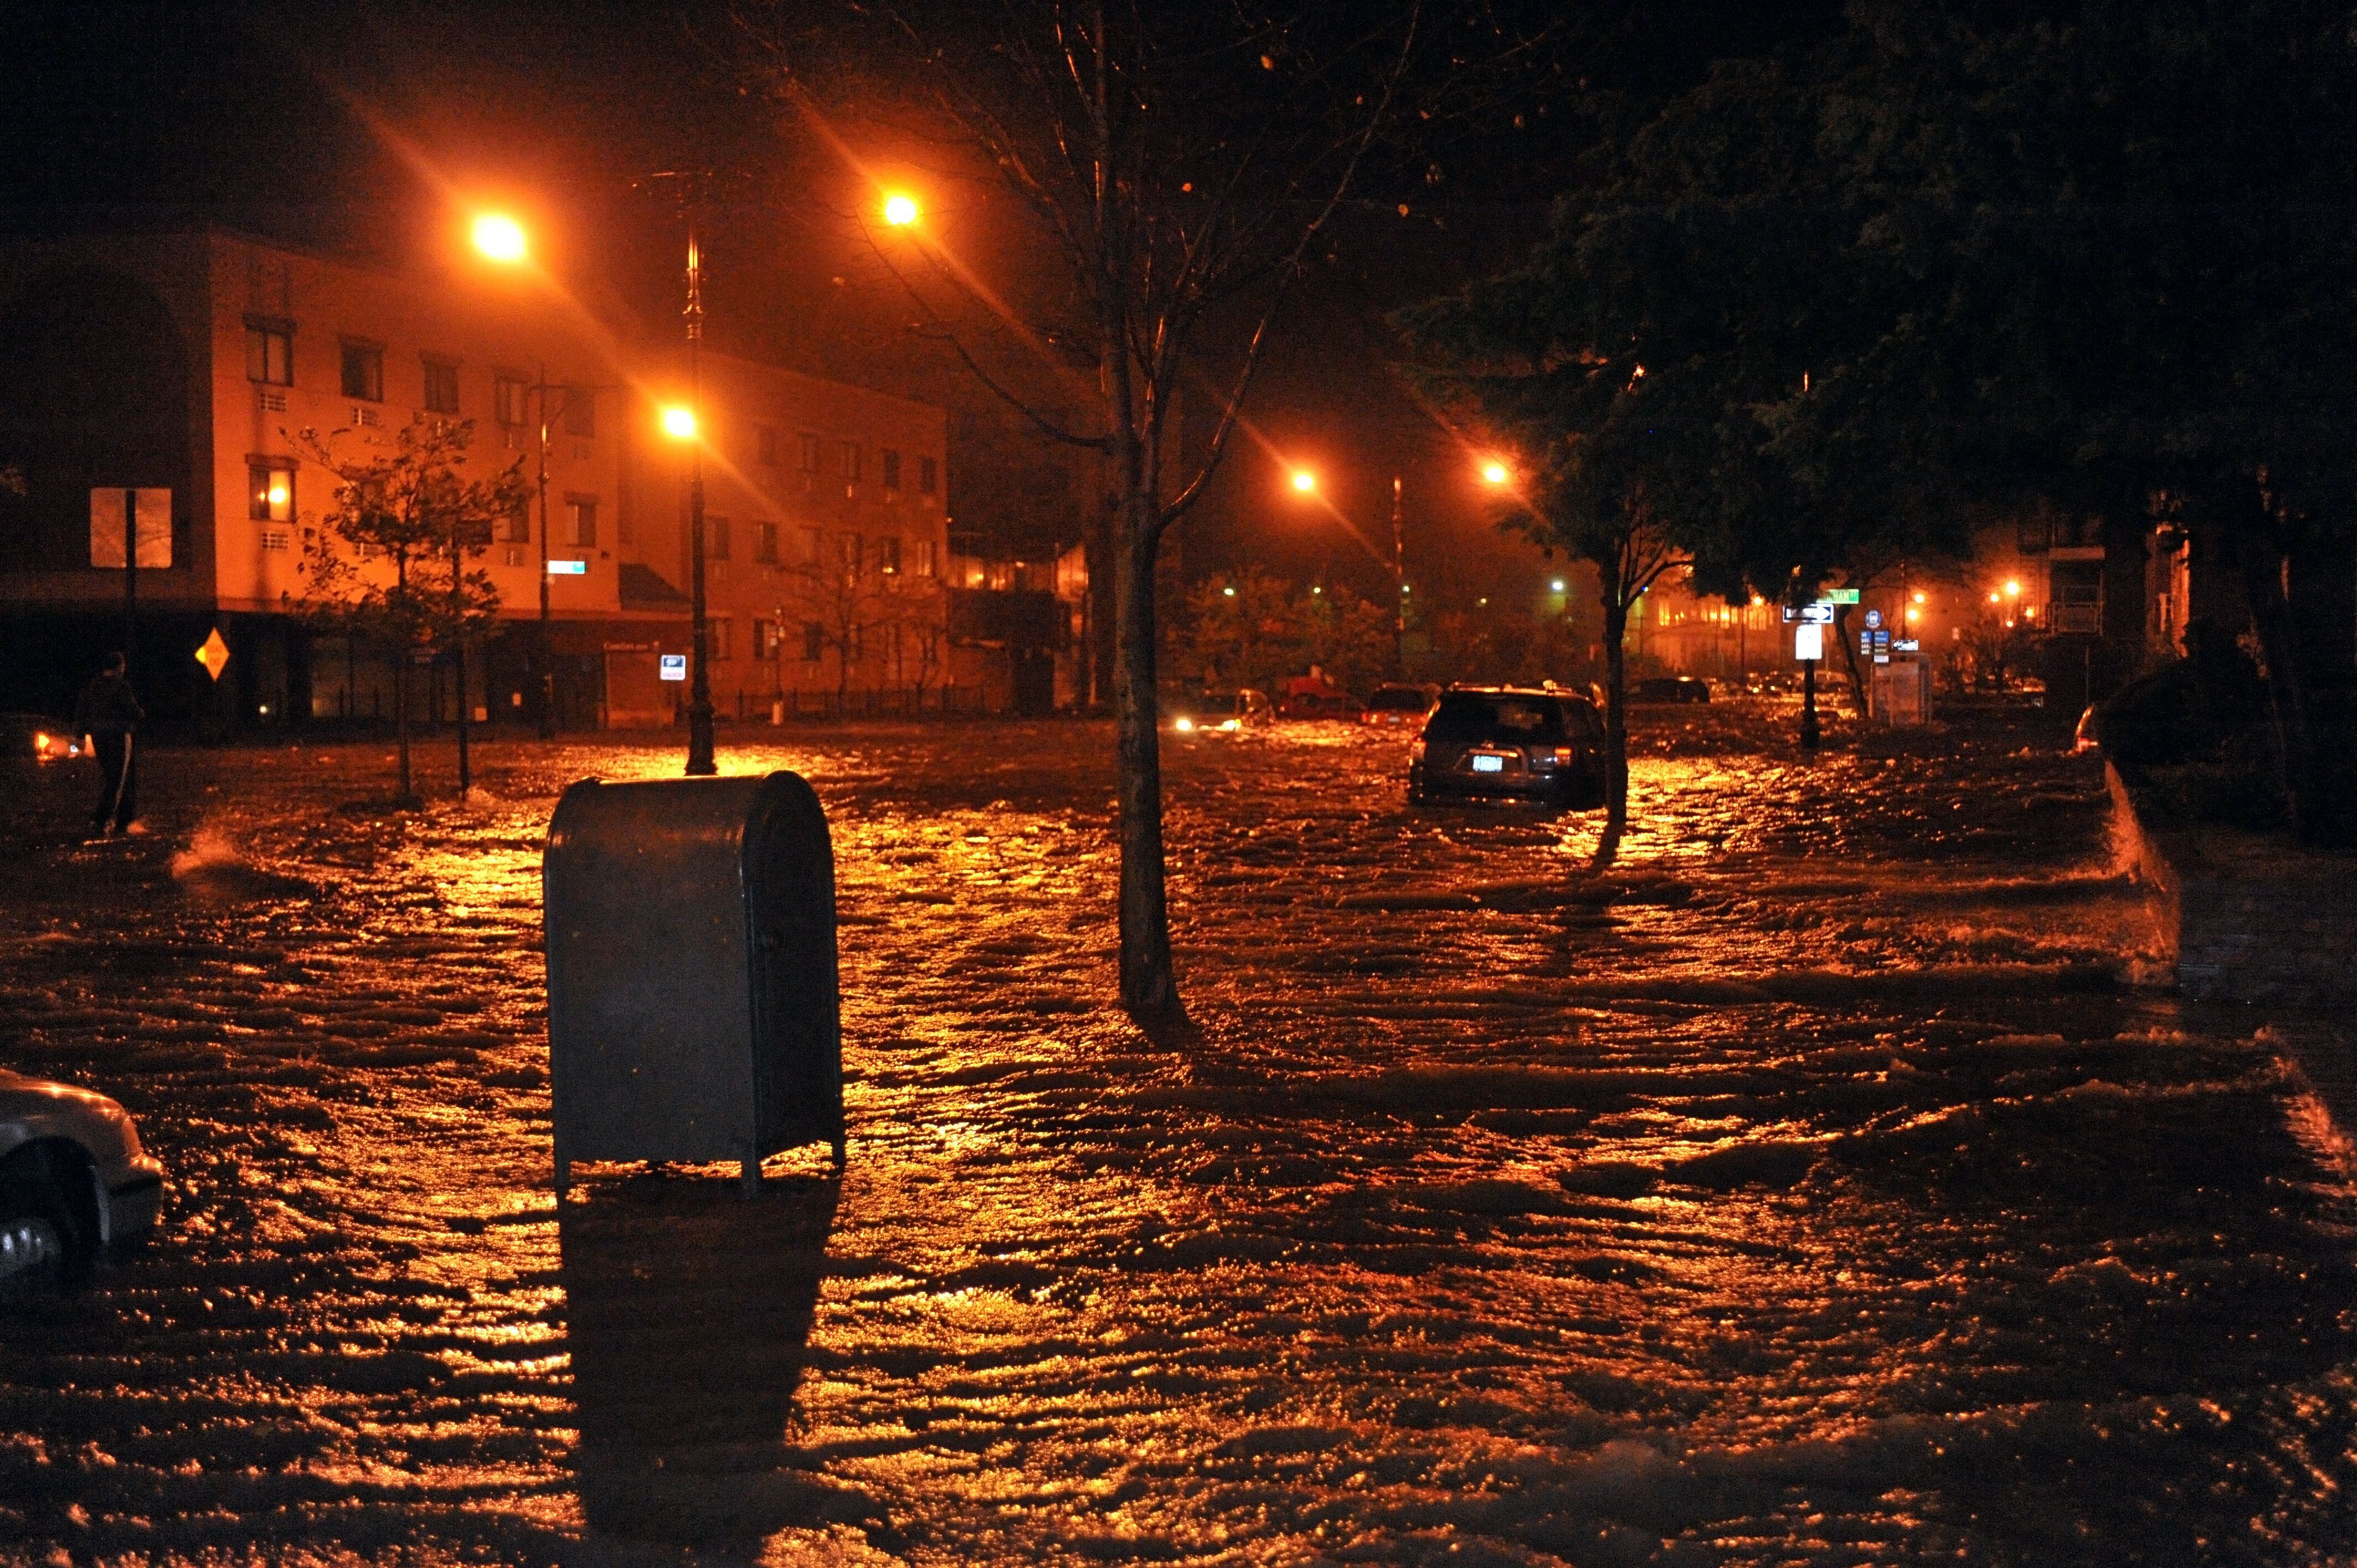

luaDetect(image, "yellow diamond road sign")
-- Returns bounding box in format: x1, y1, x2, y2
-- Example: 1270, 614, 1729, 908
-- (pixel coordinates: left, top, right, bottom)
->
195, 628, 230, 682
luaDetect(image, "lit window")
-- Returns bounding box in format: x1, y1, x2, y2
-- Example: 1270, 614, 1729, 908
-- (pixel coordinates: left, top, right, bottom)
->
561, 388, 595, 439
882, 448, 902, 491
918, 455, 938, 495
245, 321, 292, 386
878, 534, 901, 575
423, 358, 460, 415
248, 463, 294, 522
707, 515, 730, 561
495, 374, 528, 428
339, 341, 383, 402
914, 538, 936, 577
567, 497, 597, 548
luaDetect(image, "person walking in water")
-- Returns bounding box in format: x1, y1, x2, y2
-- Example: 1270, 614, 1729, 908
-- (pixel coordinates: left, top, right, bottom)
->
73, 652, 146, 838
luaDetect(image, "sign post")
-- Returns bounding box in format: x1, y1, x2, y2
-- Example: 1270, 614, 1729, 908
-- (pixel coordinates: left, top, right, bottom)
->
1794, 618, 1824, 751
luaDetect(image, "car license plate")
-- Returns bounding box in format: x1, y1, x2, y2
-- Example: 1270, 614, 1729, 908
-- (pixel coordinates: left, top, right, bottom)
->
1470, 753, 1505, 773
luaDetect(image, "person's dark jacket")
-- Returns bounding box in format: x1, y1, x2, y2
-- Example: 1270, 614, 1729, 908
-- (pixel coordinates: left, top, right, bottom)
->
72, 672, 145, 736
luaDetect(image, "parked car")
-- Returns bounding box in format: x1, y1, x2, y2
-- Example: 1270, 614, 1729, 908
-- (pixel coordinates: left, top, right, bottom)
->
0, 713, 84, 763
1276, 672, 1358, 720
1, 1071, 164, 1291
1361, 683, 1439, 727
1408, 685, 1608, 808
1167, 688, 1274, 734
1630, 675, 1712, 704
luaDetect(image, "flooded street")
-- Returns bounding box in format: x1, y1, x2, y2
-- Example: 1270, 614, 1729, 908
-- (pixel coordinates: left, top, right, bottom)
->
4, 702, 2355, 1566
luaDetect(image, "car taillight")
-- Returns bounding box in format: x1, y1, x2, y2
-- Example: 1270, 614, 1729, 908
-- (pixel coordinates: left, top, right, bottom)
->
1553, 746, 1574, 765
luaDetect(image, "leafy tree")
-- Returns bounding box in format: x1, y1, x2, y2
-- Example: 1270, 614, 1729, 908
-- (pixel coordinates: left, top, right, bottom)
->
290, 417, 522, 801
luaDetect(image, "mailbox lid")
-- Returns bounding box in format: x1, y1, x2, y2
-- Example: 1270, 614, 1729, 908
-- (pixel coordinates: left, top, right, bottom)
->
740, 772, 843, 1148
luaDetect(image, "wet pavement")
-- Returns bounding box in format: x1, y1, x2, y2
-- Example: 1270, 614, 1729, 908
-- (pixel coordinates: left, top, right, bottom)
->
3, 700, 2355, 1566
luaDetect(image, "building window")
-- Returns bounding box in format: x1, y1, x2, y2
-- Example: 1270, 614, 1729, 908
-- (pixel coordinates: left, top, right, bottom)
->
561, 389, 595, 439
840, 441, 861, 483
802, 621, 825, 663
919, 455, 938, 494
340, 341, 384, 401
839, 532, 862, 581
711, 617, 732, 661
758, 424, 780, 465
707, 515, 731, 561
799, 432, 821, 473
878, 535, 902, 575
248, 463, 294, 523
495, 374, 528, 428
915, 538, 937, 577
755, 521, 778, 564
754, 618, 781, 659
245, 322, 292, 386
567, 497, 598, 548
423, 358, 460, 415
882, 448, 902, 491
801, 525, 824, 567
502, 504, 531, 545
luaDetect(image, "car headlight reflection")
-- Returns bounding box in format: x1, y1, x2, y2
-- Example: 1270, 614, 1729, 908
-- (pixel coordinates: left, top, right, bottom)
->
1219, 719, 1239, 731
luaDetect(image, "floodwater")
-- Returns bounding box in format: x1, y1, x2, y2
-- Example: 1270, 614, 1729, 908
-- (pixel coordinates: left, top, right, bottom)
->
3, 702, 2355, 1566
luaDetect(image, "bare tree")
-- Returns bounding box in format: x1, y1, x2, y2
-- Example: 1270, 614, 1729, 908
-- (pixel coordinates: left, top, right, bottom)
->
748, 1, 1422, 1020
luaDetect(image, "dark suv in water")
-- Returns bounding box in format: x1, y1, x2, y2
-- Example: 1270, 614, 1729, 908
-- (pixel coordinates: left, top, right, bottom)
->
1408, 686, 1607, 808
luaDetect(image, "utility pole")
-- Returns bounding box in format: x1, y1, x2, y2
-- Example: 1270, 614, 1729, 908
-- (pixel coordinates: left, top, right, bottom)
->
534, 363, 555, 739
122, 488, 137, 675
1391, 474, 1406, 674
683, 225, 716, 776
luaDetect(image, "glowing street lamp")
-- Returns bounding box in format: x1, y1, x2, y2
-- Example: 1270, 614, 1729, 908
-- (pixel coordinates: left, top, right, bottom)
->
2004, 579, 2021, 599
661, 404, 699, 440
882, 192, 920, 227
471, 213, 527, 263
1290, 469, 1316, 493
1481, 461, 1510, 486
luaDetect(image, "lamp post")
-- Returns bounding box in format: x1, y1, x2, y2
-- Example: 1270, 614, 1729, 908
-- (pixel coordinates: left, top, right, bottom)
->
677, 228, 716, 776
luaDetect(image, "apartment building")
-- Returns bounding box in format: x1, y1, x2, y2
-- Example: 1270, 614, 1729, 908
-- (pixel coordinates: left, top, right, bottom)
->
616, 353, 951, 723
0, 229, 955, 729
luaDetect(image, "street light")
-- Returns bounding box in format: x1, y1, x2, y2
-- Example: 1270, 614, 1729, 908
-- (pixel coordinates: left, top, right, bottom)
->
1290, 470, 1316, 492
1481, 460, 1510, 486
882, 192, 920, 226
472, 213, 528, 263
661, 405, 698, 439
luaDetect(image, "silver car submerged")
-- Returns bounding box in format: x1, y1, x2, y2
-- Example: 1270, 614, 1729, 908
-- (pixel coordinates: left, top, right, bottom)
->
0, 1069, 164, 1288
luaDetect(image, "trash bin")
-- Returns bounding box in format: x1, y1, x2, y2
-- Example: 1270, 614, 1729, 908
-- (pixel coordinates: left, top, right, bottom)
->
543, 772, 843, 1197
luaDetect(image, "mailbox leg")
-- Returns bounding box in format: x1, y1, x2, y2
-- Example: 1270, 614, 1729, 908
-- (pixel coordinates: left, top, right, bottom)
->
740, 1155, 763, 1199
831, 1134, 847, 1170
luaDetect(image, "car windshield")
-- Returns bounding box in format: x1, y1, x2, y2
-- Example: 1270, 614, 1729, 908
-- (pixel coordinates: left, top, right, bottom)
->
1425, 693, 1571, 744
1367, 688, 1429, 711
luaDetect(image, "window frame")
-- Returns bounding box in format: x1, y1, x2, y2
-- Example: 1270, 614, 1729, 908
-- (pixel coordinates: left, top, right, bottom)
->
421, 355, 461, 416
882, 448, 902, 491
245, 317, 294, 386
339, 338, 385, 403
493, 373, 529, 429
565, 494, 598, 549
918, 455, 938, 495
247, 461, 295, 523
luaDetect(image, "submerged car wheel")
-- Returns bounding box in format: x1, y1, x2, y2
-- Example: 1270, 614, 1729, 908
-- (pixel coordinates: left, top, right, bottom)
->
0, 1146, 95, 1292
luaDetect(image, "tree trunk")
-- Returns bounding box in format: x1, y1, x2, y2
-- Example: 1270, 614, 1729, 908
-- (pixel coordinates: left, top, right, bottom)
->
1601, 592, 1630, 832
394, 552, 413, 801
1114, 490, 1181, 1021
1833, 604, 1869, 714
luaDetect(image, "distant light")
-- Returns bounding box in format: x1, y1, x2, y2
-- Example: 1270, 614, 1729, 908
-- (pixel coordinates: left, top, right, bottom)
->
1551, 579, 1566, 592
1481, 461, 1509, 485
1222, 585, 1236, 597
882, 193, 920, 226
258, 704, 270, 716
472, 214, 527, 263
661, 405, 698, 440
1989, 591, 2001, 604
1477, 597, 1488, 607
1311, 585, 1322, 594
1905, 606, 1919, 622
2023, 604, 2037, 620
2004, 579, 2021, 597
1400, 584, 1411, 595
1912, 591, 1927, 604
1219, 719, 1239, 731
1290, 470, 1315, 492
1175, 717, 1194, 733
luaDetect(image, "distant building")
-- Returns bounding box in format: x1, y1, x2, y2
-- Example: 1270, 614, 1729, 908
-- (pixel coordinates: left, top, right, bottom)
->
0, 228, 959, 729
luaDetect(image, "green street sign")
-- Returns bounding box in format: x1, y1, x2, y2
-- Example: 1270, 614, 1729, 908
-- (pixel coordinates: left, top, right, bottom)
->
1825, 588, 1861, 604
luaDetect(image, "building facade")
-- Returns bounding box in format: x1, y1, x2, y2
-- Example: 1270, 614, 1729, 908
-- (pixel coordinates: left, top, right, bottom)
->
0, 229, 956, 730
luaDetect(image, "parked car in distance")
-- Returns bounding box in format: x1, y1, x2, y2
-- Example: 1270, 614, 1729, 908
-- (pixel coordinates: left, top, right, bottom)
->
1168, 688, 1274, 734
1409, 686, 1607, 808
1630, 675, 1712, 704
0, 713, 84, 763
1361, 683, 1439, 727
1, 1070, 164, 1291
1277, 671, 1358, 720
